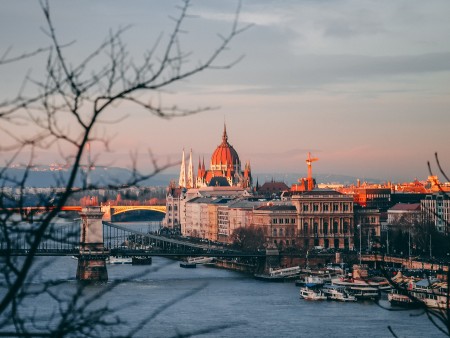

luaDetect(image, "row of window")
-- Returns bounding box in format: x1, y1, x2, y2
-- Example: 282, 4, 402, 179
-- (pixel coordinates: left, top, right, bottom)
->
273, 239, 295, 246
272, 228, 295, 237
302, 222, 349, 234
167, 205, 178, 211
301, 203, 351, 212
272, 218, 296, 224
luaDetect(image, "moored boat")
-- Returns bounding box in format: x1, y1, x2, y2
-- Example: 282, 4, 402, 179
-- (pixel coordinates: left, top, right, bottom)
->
295, 272, 334, 287
180, 262, 196, 268
107, 256, 132, 264
388, 277, 449, 310
299, 287, 327, 301
322, 284, 356, 302
255, 266, 301, 282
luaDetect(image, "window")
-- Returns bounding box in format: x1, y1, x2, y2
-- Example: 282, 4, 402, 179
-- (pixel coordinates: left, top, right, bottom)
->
273, 219, 278, 224
333, 204, 339, 212
168, 205, 172, 211
323, 222, 328, 234
323, 204, 329, 212
343, 222, 348, 233
273, 229, 277, 236
333, 222, 338, 233
313, 204, 319, 212
343, 204, 349, 211
279, 218, 284, 224
303, 222, 308, 234
174, 205, 178, 211
285, 218, 289, 224
291, 218, 296, 224
313, 222, 318, 234
279, 228, 283, 236
303, 204, 309, 212
334, 239, 340, 249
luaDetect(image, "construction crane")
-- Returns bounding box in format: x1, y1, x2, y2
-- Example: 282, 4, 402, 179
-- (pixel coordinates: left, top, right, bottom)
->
306, 152, 319, 190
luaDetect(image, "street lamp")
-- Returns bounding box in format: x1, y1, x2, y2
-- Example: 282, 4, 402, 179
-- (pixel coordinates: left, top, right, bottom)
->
357, 224, 361, 266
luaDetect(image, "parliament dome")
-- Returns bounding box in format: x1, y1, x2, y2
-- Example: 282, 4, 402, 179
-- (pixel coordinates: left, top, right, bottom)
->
210, 124, 241, 172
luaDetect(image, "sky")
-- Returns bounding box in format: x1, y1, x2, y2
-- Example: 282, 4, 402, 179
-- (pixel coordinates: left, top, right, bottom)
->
1, 0, 450, 183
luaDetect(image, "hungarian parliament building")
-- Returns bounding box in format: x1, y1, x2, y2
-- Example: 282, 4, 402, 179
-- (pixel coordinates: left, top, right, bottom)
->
164, 124, 449, 251
164, 124, 357, 251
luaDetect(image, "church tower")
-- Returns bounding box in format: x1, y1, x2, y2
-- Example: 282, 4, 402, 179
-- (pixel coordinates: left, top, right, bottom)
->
178, 149, 187, 188
187, 149, 194, 188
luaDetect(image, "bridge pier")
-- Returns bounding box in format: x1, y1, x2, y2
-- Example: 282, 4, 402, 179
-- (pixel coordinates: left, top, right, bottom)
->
77, 205, 108, 282
263, 249, 280, 272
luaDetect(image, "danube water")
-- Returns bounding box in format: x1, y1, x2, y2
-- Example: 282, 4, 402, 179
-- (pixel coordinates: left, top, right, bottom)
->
8, 221, 448, 337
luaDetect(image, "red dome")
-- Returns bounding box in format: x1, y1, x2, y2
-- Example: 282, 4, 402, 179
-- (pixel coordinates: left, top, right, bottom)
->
210, 125, 240, 171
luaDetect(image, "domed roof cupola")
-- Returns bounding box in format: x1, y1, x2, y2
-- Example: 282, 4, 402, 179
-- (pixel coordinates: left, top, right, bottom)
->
210, 123, 241, 172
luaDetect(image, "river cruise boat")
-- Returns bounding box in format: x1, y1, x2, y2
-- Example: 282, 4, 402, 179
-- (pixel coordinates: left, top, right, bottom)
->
187, 257, 215, 264
295, 271, 336, 287
331, 278, 380, 300
299, 287, 327, 301
255, 266, 301, 282
388, 278, 449, 310
322, 284, 356, 302
107, 256, 132, 264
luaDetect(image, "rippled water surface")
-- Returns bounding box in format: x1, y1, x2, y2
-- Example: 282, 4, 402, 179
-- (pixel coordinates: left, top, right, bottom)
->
18, 255, 447, 338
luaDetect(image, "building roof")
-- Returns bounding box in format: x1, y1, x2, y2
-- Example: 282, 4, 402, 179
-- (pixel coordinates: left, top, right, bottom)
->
389, 203, 421, 212
256, 204, 297, 212
228, 199, 264, 209
301, 189, 342, 196
187, 196, 234, 205
210, 124, 240, 168
208, 176, 230, 187
258, 181, 289, 194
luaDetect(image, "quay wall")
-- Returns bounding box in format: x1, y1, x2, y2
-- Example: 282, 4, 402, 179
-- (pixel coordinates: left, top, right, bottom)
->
214, 259, 256, 274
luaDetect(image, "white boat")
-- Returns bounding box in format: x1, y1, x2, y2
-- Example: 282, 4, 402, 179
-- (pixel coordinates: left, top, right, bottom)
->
322, 285, 356, 302
255, 266, 301, 282
388, 277, 449, 310
299, 287, 327, 301
187, 257, 215, 264
296, 273, 333, 286
107, 256, 132, 264
332, 278, 381, 299
348, 286, 380, 300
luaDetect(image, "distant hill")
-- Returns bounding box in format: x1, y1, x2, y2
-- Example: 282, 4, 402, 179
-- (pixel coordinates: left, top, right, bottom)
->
0, 166, 381, 188
0, 166, 178, 188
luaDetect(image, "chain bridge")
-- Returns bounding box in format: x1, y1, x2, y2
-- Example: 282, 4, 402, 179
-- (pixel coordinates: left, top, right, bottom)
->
0, 205, 265, 281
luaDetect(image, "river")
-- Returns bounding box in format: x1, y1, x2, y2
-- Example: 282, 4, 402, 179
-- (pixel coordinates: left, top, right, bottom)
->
14, 254, 446, 338
2, 220, 447, 337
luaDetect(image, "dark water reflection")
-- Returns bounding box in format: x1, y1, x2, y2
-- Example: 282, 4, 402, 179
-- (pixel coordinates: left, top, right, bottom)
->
13, 256, 446, 337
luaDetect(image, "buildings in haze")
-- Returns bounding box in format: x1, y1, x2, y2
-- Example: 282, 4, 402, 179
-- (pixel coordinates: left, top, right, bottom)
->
163, 123, 449, 251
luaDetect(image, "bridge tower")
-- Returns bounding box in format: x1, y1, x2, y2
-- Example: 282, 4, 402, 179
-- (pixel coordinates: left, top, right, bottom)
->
76, 205, 108, 281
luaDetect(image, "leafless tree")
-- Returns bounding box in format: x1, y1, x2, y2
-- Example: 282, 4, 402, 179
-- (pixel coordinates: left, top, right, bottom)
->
0, 0, 249, 336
